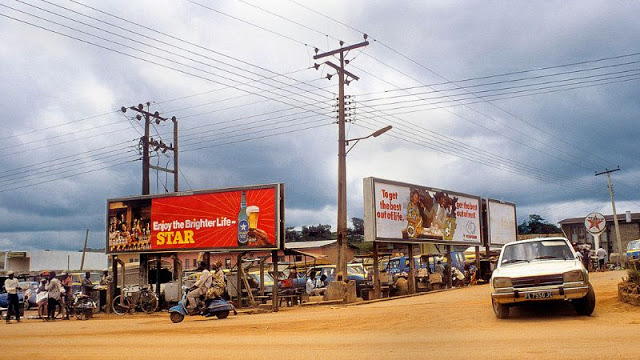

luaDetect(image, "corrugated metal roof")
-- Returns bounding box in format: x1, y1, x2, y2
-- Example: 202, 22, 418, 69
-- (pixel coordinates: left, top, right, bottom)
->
284, 240, 337, 249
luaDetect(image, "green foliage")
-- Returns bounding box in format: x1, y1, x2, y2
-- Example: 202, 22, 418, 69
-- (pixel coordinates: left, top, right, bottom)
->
627, 269, 640, 285
518, 214, 561, 234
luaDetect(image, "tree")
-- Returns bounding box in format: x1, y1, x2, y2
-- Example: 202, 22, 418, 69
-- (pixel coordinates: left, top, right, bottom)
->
518, 214, 561, 234
348, 217, 365, 243
301, 224, 333, 241
285, 226, 302, 242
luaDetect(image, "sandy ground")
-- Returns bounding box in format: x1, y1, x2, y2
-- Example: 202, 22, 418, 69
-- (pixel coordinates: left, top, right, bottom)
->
1, 270, 638, 360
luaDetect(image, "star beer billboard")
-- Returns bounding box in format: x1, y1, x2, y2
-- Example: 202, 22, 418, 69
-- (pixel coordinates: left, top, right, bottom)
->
106, 184, 283, 254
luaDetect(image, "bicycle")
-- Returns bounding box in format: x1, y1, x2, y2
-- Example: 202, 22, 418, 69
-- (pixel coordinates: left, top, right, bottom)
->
112, 286, 158, 315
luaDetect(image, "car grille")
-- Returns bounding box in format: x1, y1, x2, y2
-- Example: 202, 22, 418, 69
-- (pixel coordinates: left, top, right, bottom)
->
512, 274, 563, 288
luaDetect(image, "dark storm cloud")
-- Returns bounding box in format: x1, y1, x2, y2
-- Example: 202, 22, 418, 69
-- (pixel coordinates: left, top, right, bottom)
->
1, 1, 640, 251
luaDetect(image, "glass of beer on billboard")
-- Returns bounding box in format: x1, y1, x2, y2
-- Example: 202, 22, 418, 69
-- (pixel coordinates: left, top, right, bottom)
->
246, 205, 259, 243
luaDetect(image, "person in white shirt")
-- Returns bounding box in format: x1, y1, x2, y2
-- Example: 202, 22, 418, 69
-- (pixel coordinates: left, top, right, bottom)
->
4, 270, 21, 323
305, 271, 318, 295
187, 261, 211, 313
596, 246, 608, 272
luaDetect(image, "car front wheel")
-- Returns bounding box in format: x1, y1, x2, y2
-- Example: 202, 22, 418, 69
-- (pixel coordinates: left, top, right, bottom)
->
573, 283, 596, 316
492, 298, 509, 319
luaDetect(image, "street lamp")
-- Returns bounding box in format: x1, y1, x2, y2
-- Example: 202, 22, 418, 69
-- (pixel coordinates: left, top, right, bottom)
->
336, 125, 392, 282
345, 125, 393, 155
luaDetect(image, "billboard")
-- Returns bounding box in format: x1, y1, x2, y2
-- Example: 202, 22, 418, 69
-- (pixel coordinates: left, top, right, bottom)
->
486, 199, 517, 246
107, 184, 283, 254
364, 178, 482, 245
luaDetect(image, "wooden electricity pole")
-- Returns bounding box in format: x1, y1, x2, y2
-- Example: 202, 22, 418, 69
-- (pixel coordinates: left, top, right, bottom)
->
121, 103, 179, 195
313, 36, 369, 282
595, 167, 624, 267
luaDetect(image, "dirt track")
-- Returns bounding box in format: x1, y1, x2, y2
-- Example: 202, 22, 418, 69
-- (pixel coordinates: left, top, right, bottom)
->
1, 270, 638, 359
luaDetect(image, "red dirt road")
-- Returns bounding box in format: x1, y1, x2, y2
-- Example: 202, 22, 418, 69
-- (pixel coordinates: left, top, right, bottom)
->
1, 270, 638, 359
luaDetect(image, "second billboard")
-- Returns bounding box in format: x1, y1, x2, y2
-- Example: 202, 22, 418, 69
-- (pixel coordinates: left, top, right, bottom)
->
364, 178, 482, 245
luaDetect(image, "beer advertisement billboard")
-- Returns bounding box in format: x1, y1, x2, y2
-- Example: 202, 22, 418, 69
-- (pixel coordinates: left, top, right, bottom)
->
364, 178, 482, 245
106, 184, 283, 254
487, 199, 517, 246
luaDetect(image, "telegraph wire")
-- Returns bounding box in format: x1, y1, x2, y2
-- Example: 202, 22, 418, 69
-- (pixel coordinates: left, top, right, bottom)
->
0, 156, 140, 193
284, 0, 628, 170
32, 0, 333, 108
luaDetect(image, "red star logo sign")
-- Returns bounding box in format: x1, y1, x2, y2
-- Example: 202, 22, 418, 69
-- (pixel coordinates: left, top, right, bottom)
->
588, 216, 604, 230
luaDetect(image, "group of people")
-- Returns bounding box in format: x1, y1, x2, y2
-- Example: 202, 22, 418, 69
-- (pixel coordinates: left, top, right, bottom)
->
108, 214, 152, 252
305, 271, 328, 296
5, 270, 111, 324
573, 242, 609, 272
185, 261, 226, 314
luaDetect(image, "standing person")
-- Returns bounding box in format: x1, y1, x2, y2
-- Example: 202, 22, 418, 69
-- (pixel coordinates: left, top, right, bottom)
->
4, 271, 22, 324
60, 272, 72, 320
596, 246, 608, 272
581, 246, 591, 271
187, 261, 211, 313
305, 271, 317, 295
99, 269, 112, 311
81, 271, 95, 296
45, 271, 63, 321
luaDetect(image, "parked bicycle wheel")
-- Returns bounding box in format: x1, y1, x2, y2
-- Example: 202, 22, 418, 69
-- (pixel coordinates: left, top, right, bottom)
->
74, 297, 94, 320
139, 291, 158, 314
112, 295, 131, 315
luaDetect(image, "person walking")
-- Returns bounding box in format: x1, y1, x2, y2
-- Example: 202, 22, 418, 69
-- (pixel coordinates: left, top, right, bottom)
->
4, 270, 22, 324
45, 271, 63, 321
596, 246, 608, 272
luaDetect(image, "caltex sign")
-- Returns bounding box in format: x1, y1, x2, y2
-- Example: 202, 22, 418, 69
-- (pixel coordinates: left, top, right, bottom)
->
584, 212, 606, 235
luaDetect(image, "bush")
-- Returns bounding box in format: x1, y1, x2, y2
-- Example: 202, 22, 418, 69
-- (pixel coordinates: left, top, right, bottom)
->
627, 269, 640, 285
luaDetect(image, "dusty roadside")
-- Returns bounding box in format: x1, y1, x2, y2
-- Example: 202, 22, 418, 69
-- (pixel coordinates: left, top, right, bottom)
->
1, 270, 637, 360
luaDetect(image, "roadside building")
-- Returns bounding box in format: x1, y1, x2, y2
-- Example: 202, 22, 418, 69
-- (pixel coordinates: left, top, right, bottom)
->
0, 249, 108, 275
558, 212, 640, 255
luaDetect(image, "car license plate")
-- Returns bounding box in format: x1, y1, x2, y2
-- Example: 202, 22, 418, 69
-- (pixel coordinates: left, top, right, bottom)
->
524, 291, 553, 299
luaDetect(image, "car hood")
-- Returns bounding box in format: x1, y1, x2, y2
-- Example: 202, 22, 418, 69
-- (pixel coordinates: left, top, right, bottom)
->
493, 259, 583, 278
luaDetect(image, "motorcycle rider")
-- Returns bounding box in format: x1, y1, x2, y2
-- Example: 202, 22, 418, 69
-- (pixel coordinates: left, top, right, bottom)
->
186, 261, 212, 313
206, 261, 226, 299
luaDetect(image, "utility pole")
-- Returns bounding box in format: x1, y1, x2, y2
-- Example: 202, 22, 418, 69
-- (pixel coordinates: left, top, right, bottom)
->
121, 103, 179, 195
595, 166, 624, 267
313, 36, 369, 282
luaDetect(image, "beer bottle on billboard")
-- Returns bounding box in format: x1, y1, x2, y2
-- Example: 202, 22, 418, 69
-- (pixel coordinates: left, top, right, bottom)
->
237, 191, 249, 246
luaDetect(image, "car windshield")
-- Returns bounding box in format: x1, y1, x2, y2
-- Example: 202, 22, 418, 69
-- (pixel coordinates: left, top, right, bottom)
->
501, 239, 573, 266
628, 240, 640, 250
347, 265, 364, 275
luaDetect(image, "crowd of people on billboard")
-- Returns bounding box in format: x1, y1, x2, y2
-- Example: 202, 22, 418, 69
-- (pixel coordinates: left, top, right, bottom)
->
405, 188, 460, 240
109, 213, 152, 252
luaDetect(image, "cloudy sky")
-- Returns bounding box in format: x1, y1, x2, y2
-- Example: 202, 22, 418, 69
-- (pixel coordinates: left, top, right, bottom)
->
1, 0, 639, 251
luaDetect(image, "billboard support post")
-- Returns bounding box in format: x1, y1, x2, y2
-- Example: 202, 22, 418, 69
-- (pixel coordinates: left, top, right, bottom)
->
155, 256, 161, 300
373, 241, 381, 300
408, 244, 416, 294
446, 245, 452, 289
271, 250, 279, 312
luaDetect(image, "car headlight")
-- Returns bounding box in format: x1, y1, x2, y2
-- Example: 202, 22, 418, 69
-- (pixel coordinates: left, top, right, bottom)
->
563, 270, 584, 283
492, 277, 512, 288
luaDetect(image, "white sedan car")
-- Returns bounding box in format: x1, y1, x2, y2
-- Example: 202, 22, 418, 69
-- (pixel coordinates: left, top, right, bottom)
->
490, 237, 595, 319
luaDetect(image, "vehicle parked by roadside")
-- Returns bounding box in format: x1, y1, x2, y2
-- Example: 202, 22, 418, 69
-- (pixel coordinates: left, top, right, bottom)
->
20, 281, 39, 309
490, 237, 595, 319
627, 239, 640, 260
292, 264, 368, 296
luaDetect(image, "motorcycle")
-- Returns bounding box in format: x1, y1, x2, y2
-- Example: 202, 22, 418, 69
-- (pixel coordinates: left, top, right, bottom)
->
73, 293, 97, 320
169, 289, 237, 323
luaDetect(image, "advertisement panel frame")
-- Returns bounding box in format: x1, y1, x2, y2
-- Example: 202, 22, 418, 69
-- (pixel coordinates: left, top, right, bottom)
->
364, 177, 483, 246
106, 183, 284, 255
486, 198, 517, 247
